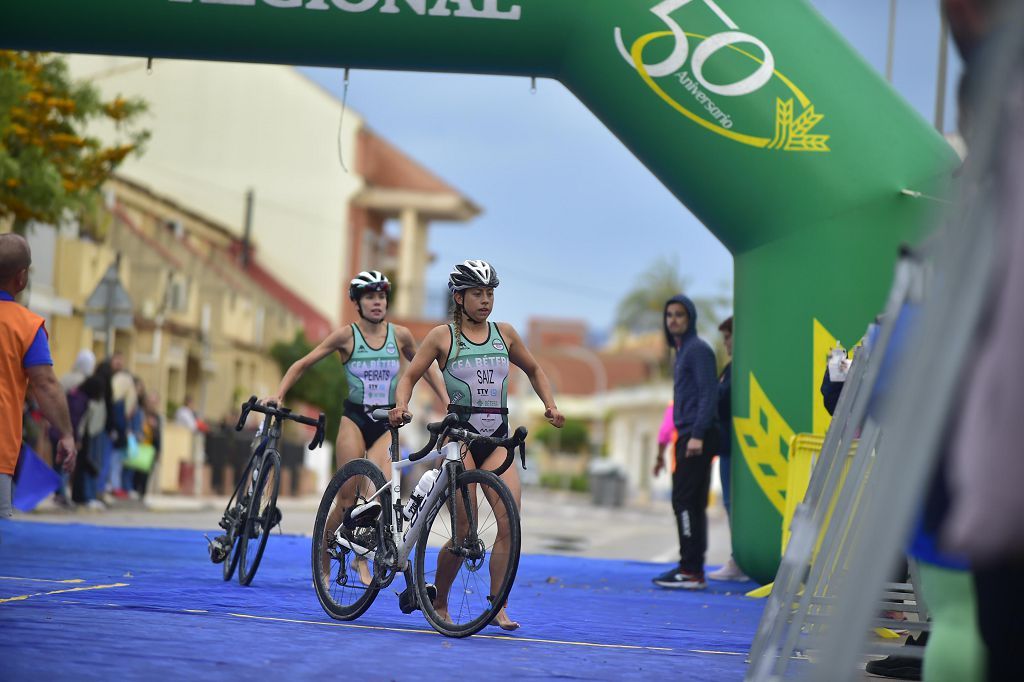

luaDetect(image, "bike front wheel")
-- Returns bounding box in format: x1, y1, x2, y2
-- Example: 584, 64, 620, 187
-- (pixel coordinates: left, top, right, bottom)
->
238, 452, 281, 586
414, 468, 521, 638
312, 458, 388, 621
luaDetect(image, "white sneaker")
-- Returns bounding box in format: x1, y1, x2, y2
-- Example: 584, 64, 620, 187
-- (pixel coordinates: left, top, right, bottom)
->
708, 558, 750, 582
85, 499, 107, 512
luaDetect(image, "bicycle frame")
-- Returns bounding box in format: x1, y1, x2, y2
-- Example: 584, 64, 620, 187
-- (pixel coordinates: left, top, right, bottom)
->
242, 417, 277, 491
222, 414, 279, 528
334, 439, 464, 571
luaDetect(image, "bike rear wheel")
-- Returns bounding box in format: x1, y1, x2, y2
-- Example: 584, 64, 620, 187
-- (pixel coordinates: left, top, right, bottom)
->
414, 468, 521, 638
222, 503, 243, 582
221, 459, 254, 582
312, 458, 388, 621
238, 452, 281, 586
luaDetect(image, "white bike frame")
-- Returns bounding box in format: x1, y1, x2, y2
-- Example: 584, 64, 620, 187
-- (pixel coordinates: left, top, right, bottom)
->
334, 441, 462, 571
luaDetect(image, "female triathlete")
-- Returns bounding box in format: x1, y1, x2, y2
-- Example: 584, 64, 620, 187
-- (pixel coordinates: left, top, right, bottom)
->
389, 259, 565, 630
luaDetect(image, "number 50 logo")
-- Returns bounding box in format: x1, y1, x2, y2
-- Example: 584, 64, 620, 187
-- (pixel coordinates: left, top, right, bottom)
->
614, 0, 830, 152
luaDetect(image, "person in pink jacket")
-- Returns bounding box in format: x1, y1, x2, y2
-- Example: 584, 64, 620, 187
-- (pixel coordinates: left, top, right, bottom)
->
656, 402, 676, 463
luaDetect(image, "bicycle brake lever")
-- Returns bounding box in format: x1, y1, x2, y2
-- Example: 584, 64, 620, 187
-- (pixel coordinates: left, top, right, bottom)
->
519, 442, 527, 470
236, 396, 257, 432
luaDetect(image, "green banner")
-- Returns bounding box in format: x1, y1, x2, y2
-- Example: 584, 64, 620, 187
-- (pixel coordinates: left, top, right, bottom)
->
0, 0, 958, 582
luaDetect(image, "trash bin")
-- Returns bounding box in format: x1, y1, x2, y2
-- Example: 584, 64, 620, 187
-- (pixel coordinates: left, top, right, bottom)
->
588, 459, 626, 508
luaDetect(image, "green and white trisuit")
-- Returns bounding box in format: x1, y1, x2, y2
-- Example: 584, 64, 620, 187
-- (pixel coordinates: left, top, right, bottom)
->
443, 322, 510, 465
343, 322, 400, 445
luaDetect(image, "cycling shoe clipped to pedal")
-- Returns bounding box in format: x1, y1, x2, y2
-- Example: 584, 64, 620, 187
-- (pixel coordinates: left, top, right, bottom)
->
206, 534, 231, 564
269, 507, 283, 530
398, 583, 437, 614
343, 499, 382, 529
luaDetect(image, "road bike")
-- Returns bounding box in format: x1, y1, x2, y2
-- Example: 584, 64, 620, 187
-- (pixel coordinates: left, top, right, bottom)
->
312, 411, 528, 637
208, 396, 325, 586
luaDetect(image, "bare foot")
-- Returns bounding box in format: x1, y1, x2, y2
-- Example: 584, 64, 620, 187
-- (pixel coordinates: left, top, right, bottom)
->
319, 545, 332, 592
490, 606, 520, 631
355, 556, 372, 586
434, 604, 451, 623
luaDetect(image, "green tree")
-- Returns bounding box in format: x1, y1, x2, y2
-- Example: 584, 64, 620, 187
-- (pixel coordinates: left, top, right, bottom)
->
0, 51, 148, 232
614, 255, 730, 340
535, 417, 590, 453
270, 331, 346, 447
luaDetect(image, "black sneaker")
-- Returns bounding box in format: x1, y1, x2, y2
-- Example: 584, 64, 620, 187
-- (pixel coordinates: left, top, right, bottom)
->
652, 567, 707, 589
864, 634, 925, 680
864, 655, 922, 680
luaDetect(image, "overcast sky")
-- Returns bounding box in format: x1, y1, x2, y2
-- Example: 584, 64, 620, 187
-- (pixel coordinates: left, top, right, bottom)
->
302, 0, 962, 336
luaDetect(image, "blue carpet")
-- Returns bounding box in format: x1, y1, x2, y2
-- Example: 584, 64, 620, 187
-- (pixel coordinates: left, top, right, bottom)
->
0, 521, 761, 680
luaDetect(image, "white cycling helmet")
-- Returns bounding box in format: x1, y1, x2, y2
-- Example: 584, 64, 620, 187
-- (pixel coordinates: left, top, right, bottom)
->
349, 270, 390, 300
448, 259, 499, 293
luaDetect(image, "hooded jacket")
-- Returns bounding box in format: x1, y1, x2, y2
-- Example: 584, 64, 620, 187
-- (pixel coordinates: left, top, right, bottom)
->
664, 294, 718, 440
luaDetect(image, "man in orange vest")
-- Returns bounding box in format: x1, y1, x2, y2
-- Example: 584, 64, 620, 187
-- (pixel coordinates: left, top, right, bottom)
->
0, 233, 76, 518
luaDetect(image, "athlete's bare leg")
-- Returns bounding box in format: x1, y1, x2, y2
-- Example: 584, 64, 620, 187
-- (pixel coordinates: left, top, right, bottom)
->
432, 447, 521, 630
431, 497, 471, 623
321, 416, 369, 588
432, 451, 473, 623
365, 429, 393, 477
482, 446, 520, 631
351, 431, 393, 586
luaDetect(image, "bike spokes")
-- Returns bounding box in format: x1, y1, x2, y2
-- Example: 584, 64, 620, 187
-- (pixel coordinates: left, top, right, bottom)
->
312, 460, 388, 621
414, 469, 521, 637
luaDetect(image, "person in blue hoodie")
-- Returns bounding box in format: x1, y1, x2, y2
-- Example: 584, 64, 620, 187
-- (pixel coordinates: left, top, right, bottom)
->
652, 294, 720, 589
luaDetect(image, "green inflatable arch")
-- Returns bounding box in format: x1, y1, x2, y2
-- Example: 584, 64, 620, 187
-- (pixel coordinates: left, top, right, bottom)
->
1, 0, 957, 582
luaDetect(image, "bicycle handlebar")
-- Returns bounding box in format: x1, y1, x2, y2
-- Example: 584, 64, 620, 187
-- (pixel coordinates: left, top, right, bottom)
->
235, 396, 326, 450
408, 415, 528, 477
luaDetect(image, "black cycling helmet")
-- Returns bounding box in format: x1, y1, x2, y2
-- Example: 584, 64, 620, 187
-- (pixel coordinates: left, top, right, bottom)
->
349, 270, 390, 301
448, 259, 499, 293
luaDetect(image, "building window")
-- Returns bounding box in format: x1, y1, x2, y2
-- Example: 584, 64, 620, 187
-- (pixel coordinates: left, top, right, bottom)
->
167, 274, 190, 313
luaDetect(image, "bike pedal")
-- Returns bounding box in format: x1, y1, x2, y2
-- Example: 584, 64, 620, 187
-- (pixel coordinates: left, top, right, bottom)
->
397, 585, 418, 614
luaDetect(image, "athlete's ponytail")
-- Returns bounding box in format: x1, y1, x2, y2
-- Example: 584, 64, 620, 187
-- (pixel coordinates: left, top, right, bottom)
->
451, 298, 464, 360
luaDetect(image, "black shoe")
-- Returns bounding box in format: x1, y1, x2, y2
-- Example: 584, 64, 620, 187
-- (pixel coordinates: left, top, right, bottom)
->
864, 655, 922, 680
207, 534, 230, 564
652, 567, 707, 589
398, 583, 437, 614
343, 500, 382, 529
334, 524, 377, 553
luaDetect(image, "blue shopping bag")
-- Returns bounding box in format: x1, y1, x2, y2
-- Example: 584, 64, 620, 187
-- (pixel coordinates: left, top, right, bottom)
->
12, 444, 61, 512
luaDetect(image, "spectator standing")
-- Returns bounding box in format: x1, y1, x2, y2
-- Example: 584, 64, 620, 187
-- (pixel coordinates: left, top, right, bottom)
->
74, 371, 108, 510
107, 354, 137, 499
655, 401, 676, 469
60, 350, 96, 393
0, 234, 76, 518
708, 316, 749, 582
93, 358, 115, 501
127, 388, 161, 500
175, 395, 199, 432
49, 350, 95, 506
940, 1, 1024, 679
652, 294, 720, 589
